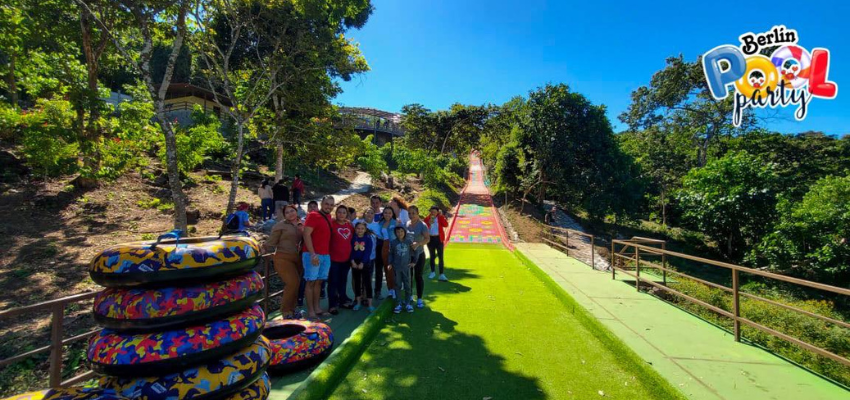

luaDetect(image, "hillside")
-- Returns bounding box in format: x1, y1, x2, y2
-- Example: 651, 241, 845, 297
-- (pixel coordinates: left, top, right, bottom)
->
0, 148, 353, 310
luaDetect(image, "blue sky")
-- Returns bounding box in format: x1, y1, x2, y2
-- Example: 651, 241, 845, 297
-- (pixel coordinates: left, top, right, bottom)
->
335, 0, 849, 135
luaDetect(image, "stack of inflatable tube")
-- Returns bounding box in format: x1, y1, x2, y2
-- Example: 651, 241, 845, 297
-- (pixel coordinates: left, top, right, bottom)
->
84, 232, 270, 400
263, 319, 334, 373
2, 232, 271, 400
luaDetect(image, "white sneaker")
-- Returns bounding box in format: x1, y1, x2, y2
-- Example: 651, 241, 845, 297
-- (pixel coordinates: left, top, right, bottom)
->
439, 274, 448, 281
428, 272, 436, 279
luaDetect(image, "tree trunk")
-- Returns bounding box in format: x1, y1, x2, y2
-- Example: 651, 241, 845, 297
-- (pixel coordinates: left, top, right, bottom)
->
660, 188, 667, 227
727, 234, 732, 256
154, 99, 189, 232
80, 10, 103, 175
537, 170, 546, 205
140, 5, 189, 233
7, 53, 17, 108
275, 142, 284, 181
225, 121, 247, 217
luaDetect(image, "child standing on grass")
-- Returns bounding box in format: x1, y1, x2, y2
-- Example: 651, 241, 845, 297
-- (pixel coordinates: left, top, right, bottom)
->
350, 222, 374, 312
388, 226, 415, 313
363, 209, 381, 302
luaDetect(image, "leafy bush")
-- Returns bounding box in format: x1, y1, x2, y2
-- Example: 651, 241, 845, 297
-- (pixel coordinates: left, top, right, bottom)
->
415, 188, 453, 213
355, 135, 388, 179
137, 198, 162, 209
0, 103, 22, 141
676, 151, 780, 258
19, 98, 79, 177
157, 106, 227, 173
753, 174, 850, 286
392, 145, 464, 190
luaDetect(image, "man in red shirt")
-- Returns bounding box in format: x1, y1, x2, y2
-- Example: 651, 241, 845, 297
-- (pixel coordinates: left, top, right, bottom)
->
302, 195, 334, 318
292, 175, 305, 207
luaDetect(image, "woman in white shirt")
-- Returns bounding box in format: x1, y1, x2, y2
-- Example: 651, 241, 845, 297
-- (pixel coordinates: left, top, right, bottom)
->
390, 196, 410, 226
258, 179, 274, 221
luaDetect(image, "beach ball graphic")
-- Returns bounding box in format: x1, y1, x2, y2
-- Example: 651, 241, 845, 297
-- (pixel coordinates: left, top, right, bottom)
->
771, 45, 812, 89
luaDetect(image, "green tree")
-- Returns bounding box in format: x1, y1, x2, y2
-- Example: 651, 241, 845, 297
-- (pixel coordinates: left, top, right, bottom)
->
516, 83, 636, 219
191, 0, 372, 216
732, 130, 850, 200
677, 151, 781, 258
620, 55, 754, 167
754, 175, 850, 286
75, 0, 193, 231
618, 125, 693, 226
401, 103, 489, 156
355, 135, 388, 180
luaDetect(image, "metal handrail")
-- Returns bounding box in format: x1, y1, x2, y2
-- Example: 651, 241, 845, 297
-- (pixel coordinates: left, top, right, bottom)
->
610, 240, 850, 368
0, 254, 282, 390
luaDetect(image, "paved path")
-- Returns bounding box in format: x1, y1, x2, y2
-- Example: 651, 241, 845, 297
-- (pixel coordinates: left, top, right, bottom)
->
449, 154, 508, 245
515, 242, 849, 400
296, 172, 372, 217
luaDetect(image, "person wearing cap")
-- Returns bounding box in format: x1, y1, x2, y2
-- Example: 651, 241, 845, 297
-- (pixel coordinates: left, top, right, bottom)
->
424, 206, 449, 281
227, 202, 253, 231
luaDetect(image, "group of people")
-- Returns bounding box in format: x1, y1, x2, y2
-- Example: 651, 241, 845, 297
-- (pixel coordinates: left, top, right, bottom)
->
263, 194, 450, 320
257, 175, 305, 221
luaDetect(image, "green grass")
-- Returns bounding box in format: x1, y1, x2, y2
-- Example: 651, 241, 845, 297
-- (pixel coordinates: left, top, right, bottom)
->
290, 300, 394, 400
328, 245, 685, 399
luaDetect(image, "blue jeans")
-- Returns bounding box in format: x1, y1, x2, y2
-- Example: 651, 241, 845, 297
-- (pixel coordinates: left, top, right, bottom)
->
328, 261, 351, 309
260, 198, 274, 220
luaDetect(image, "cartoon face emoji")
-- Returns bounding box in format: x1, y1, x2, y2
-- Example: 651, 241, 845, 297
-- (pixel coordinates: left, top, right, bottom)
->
781, 59, 800, 81
748, 70, 766, 88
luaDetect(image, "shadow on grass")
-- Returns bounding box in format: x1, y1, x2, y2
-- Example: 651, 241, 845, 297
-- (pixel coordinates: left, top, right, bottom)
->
333, 306, 545, 399
330, 263, 545, 399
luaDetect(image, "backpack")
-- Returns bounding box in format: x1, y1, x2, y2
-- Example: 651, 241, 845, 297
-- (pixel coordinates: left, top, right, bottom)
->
226, 213, 241, 231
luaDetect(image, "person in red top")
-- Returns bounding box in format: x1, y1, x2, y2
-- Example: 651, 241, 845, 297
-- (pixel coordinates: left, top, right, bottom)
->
302, 195, 334, 319
424, 206, 449, 281
327, 205, 353, 314
291, 175, 305, 207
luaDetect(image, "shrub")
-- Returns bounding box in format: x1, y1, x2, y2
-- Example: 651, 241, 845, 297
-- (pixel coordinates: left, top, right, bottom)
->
19, 98, 79, 177
416, 188, 453, 213
754, 174, 850, 286
355, 135, 388, 179
676, 151, 781, 258
157, 106, 226, 173
0, 103, 22, 141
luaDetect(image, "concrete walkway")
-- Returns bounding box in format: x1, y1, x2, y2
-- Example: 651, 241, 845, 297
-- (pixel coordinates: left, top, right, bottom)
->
515, 242, 848, 400
296, 172, 372, 217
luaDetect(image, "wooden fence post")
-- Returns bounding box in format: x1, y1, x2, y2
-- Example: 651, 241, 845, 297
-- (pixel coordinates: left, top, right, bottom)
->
49, 304, 64, 387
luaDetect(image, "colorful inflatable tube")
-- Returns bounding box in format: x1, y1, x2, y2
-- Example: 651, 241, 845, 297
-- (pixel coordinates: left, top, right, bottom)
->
227, 372, 270, 400
100, 337, 271, 400
88, 304, 265, 377
93, 272, 264, 331
1, 388, 127, 400
89, 235, 261, 288
264, 319, 333, 373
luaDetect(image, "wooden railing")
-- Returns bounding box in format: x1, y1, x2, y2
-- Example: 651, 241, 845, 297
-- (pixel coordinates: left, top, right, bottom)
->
542, 226, 599, 269
0, 254, 281, 390
610, 240, 850, 368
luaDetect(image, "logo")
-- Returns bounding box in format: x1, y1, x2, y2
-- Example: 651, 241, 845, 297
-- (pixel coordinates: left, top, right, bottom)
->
701, 25, 838, 126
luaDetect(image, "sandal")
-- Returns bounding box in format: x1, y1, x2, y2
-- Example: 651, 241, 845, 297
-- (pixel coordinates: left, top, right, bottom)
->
328, 308, 339, 315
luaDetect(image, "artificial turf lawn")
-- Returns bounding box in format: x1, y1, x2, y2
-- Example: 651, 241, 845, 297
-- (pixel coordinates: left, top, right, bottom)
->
328, 245, 685, 399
